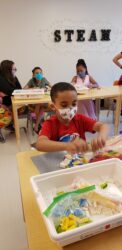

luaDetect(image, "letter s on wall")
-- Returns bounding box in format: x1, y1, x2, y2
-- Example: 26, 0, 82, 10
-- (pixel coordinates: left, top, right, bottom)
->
54, 30, 61, 42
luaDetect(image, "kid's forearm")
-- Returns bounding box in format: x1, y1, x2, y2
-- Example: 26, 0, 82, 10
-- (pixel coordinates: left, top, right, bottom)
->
36, 139, 67, 152
113, 54, 122, 68
113, 60, 122, 68
97, 124, 108, 137
94, 123, 108, 136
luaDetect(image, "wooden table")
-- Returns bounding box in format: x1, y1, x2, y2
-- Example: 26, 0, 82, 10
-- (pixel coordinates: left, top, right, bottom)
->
12, 86, 121, 141
16, 150, 122, 250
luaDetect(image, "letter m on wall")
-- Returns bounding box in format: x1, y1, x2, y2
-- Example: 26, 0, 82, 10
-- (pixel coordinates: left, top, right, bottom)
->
101, 29, 111, 41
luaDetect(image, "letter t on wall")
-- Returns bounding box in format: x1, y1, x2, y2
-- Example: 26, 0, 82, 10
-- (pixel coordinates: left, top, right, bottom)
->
64, 30, 74, 42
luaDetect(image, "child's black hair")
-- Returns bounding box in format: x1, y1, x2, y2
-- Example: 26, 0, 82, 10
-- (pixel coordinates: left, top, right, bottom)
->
32, 67, 42, 74
50, 82, 77, 102
76, 59, 88, 74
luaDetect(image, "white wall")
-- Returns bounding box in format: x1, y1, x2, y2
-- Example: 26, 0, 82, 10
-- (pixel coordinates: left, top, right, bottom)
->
0, 0, 122, 86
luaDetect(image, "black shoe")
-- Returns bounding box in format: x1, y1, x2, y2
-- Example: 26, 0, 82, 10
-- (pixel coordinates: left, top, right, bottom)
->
38, 124, 42, 133
34, 124, 42, 134
30, 142, 36, 149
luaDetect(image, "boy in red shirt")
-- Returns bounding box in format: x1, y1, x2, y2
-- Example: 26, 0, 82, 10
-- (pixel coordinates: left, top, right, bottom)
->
37, 82, 108, 154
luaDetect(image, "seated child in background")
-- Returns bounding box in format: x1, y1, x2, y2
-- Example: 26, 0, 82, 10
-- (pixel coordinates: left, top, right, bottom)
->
36, 82, 108, 154
24, 67, 52, 133
71, 59, 99, 120
24, 66, 51, 89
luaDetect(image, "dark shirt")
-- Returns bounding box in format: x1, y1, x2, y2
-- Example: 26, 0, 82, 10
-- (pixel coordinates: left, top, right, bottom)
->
0, 74, 22, 106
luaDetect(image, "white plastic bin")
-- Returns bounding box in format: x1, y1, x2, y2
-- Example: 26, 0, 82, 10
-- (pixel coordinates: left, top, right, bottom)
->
30, 159, 122, 246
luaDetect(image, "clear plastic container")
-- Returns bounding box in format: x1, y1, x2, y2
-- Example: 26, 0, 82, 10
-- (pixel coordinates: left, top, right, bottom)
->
31, 159, 122, 246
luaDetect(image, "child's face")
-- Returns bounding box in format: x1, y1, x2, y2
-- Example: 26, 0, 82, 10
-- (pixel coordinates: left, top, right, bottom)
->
33, 69, 42, 77
52, 90, 78, 124
33, 69, 43, 82
77, 65, 86, 74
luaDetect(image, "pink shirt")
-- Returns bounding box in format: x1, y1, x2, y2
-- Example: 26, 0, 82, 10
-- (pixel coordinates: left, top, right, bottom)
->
75, 75, 90, 89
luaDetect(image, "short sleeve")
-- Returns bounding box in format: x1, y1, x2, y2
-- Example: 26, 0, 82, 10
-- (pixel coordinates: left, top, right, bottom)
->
42, 77, 50, 87
79, 114, 96, 133
39, 120, 54, 139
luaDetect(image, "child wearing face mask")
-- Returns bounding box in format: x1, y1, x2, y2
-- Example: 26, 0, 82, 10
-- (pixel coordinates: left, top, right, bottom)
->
24, 67, 51, 89
36, 82, 108, 154
24, 67, 51, 133
71, 59, 99, 120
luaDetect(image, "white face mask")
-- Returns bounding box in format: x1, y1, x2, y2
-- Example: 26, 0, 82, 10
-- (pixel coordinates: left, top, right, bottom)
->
58, 106, 77, 121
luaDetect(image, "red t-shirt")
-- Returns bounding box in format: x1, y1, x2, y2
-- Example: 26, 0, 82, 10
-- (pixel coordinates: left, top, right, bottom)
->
39, 114, 96, 141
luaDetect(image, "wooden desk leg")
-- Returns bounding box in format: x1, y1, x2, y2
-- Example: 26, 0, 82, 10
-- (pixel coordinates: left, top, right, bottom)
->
114, 96, 121, 135
95, 99, 100, 120
12, 104, 20, 141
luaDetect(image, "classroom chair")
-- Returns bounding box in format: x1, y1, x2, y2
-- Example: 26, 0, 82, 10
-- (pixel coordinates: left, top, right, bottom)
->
27, 102, 54, 135
26, 111, 43, 135
27, 110, 54, 135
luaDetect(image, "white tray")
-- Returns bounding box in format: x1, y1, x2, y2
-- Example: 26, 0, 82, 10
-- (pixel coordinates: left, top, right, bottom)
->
31, 158, 122, 246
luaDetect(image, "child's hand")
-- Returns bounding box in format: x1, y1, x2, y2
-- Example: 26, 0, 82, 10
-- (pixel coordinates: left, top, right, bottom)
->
66, 137, 89, 154
91, 135, 106, 152
88, 83, 93, 89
